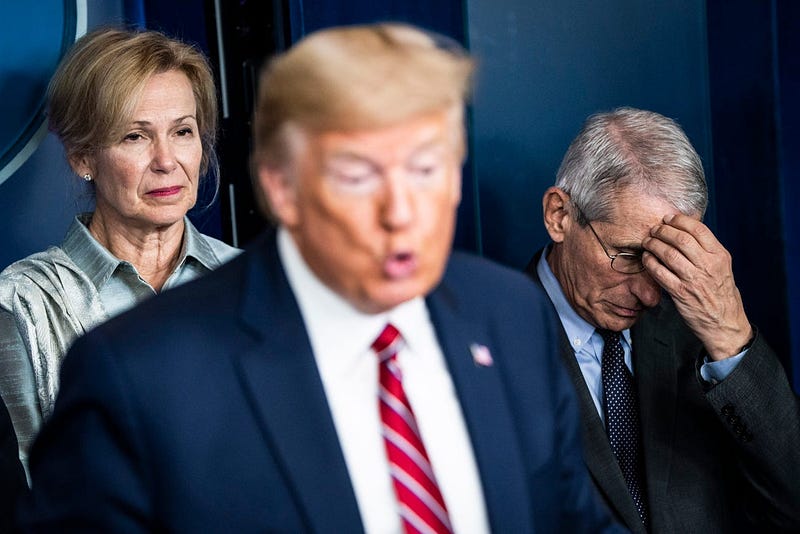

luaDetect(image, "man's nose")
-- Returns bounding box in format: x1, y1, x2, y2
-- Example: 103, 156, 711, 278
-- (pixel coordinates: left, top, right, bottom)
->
630, 269, 662, 308
381, 173, 414, 229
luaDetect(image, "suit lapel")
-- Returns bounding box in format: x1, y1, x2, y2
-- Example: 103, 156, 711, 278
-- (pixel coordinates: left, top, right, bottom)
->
231, 235, 364, 533
555, 329, 646, 533
631, 303, 681, 530
426, 281, 534, 534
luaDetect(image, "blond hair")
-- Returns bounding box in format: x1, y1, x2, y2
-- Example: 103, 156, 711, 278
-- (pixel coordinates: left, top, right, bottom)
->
253, 23, 474, 168
47, 27, 218, 175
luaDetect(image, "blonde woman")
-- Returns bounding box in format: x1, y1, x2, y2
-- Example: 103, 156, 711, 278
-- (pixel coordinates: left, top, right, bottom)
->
0, 28, 239, 473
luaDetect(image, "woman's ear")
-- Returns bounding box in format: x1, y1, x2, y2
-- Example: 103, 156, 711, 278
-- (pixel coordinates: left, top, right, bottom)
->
68, 154, 92, 178
542, 186, 572, 243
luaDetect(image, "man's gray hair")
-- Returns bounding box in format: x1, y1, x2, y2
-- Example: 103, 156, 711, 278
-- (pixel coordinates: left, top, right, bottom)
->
555, 107, 708, 224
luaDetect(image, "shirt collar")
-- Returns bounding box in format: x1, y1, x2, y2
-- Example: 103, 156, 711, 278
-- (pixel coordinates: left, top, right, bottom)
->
181, 216, 225, 270
277, 227, 429, 368
61, 213, 123, 291
536, 244, 632, 352
61, 213, 217, 291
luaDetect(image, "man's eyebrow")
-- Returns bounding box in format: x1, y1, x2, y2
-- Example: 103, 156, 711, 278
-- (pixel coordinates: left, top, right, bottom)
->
409, 139, 446, 156
611, 240, 645, 254
605, 232, 646, 253
328, 151, 370, 162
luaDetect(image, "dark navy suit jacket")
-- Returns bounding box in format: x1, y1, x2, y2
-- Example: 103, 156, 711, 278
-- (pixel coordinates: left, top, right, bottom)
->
18, 233, 623, 533
0, 395, 26, 531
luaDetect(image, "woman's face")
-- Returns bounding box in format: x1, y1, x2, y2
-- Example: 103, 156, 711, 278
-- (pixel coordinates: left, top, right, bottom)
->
80, 69, 202, 232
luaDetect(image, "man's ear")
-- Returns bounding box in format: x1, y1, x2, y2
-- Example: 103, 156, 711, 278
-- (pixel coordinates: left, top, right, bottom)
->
542, 186, 572, 243
256, 163, 299, 228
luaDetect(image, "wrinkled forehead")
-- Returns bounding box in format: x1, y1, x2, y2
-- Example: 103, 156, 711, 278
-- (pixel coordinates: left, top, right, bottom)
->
601, 189, 693, 236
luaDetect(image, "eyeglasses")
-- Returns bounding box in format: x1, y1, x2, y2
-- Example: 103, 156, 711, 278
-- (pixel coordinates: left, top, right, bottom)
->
575, 206, 645, 274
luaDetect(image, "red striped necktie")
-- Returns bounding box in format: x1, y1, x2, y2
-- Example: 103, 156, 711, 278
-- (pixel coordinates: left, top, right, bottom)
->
372, 324, 453, 534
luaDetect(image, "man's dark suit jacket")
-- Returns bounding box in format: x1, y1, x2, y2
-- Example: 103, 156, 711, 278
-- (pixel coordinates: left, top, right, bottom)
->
526, 249, 800, 534
16, 233, 622, 533
0, 396, 27, 532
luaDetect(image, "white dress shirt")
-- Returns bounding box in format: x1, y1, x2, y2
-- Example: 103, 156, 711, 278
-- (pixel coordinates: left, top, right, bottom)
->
278, 228, 490, 534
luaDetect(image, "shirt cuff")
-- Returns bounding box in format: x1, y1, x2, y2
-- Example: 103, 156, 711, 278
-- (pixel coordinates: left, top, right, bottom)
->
700, 350, 747, 384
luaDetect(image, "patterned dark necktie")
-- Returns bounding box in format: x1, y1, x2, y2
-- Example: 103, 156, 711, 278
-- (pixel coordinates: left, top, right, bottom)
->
598, 328, 649, 529
372, 324, 453, 534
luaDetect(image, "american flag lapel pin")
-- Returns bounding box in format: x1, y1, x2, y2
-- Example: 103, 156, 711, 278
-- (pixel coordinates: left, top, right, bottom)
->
470, 343, 493, 367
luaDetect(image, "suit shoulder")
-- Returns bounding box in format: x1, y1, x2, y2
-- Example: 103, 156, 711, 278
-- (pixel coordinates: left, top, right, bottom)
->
0, 247, 67, 288
0, 247, 86, 314
443, 251, 549, 305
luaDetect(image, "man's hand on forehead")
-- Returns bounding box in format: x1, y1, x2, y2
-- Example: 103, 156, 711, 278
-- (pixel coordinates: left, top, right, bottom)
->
641, 213, 752, 360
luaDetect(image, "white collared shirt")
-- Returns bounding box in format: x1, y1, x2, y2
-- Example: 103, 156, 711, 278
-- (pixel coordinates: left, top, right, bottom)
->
278, 228, 489, 534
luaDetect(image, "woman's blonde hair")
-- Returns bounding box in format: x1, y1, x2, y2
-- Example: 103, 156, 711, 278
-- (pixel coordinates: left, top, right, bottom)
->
47, 27, 218, 176
253, 23, 474, 169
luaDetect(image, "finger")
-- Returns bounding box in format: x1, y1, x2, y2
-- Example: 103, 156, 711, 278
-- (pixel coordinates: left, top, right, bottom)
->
661, 213, 721, 253
641, 250, 681, 294
642, 233, 697, 281
647, 218, 715, 269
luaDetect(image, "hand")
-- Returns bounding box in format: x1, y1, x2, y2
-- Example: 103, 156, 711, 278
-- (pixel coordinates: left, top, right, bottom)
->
642, 213, 752, 360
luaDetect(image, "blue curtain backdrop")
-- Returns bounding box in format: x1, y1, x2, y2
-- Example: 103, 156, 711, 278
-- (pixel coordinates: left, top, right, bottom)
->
706, 0, 794, 389
776, 0, 800, 391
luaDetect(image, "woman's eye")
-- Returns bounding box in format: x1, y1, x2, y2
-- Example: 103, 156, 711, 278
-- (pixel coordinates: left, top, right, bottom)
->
123, 132, 144, 142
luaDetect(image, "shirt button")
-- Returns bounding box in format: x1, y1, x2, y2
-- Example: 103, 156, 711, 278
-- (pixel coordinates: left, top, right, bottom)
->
573, 338, 582, 347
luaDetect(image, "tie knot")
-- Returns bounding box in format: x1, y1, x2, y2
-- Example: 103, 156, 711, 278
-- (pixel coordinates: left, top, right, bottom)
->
596, 328, 621, 345
371, 323, 401, 357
